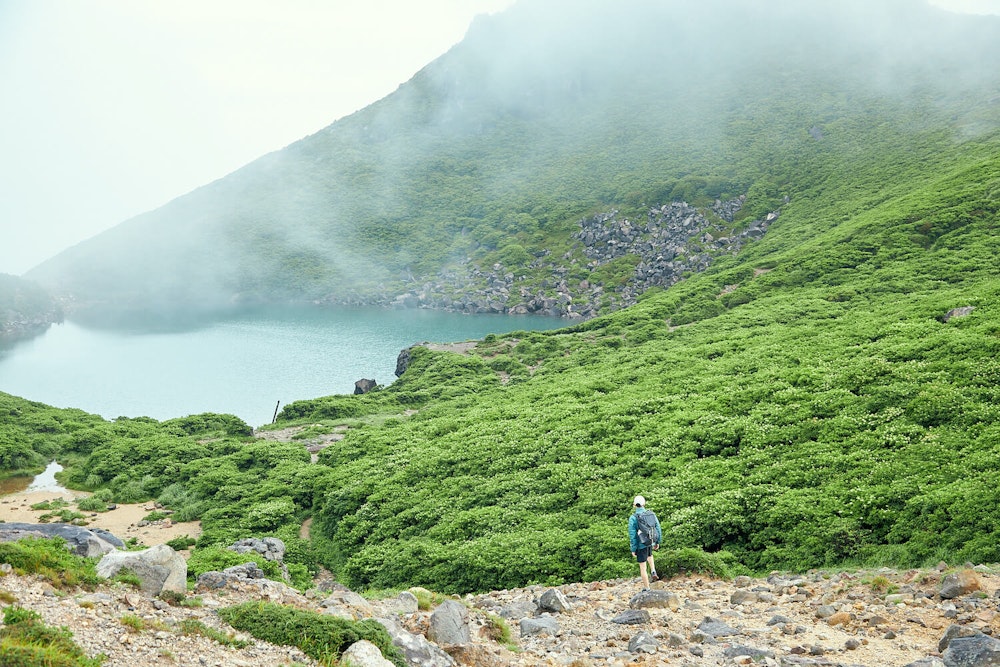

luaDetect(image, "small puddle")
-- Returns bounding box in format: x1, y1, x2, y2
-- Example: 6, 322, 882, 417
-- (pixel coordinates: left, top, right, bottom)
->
27, 460, 69, 492
0, 475, 32, 495
0, 461, 70, 496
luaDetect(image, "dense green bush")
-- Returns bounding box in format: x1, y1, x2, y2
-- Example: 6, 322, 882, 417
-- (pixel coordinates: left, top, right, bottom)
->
0, 606, 103, 667
218, 602, 406, 667
0, 538, 101, 589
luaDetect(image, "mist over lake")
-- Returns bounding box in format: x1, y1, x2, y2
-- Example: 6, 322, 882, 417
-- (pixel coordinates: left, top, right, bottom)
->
0, 307, 564, 427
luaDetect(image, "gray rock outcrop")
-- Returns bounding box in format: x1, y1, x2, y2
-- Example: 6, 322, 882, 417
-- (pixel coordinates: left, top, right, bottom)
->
942, 634, 1000, 667
359, 196, 776, 320
611, 609, 650, 625
538, 588, 572, 613
0, 522, 123, 557
341, 640, 395, 667
428, 599, 470, 646
96, 544, 186, 594
354, 378, 377, 394
943, 306, 975, 322
520, 615, 559, 637
377, 615, 456, 667
628, 631, 659, 654
228, 537, 289, 581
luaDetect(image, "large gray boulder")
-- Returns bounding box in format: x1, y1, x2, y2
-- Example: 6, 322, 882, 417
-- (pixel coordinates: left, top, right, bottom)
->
940, 570, 981, 599
943, 635, 1000, 667
341, 640, 395, 667
628, 631, 660, 654
354, 378, 377, 394
428, 600, 470, 646
697, 616, 738, 638
377, 616, 455, 667
520, 615, 559, 637
97, 544, 186, 594
0, 522, 122, 557
629, 589, 680, 610
538, 588, 572, 613
229, 537, 285, 562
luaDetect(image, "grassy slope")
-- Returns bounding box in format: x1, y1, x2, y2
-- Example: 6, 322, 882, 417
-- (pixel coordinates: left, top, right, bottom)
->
3, 2, 999, 595
298, 131, 1000, 592
2, 132, 997, 594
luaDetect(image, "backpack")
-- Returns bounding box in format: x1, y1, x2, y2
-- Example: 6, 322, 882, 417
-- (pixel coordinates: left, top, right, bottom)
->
635, 509, 660, 547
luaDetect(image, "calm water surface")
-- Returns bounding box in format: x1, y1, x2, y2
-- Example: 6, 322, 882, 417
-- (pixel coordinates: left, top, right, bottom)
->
0, 307, 564, 427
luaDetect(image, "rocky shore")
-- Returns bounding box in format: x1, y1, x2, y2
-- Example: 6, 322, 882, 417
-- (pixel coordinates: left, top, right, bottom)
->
328, 197, 777, 320
0, 273, 63, 342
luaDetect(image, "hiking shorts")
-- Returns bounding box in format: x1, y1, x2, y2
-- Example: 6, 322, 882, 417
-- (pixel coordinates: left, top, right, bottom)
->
635, 545, 653, 563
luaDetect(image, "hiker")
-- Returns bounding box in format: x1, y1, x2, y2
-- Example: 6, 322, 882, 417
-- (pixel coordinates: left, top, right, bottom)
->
628, 495, 661, 588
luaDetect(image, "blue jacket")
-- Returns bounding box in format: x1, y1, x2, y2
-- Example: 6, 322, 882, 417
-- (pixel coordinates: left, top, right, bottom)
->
628, 507, 662, 552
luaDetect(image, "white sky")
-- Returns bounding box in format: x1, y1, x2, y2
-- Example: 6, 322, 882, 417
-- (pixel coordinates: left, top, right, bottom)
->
0, 0, 997, 276
0, 0, 515, 275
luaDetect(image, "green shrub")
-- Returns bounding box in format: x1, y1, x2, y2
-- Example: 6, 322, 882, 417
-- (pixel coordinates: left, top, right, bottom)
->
75, 497, 108, 512
30, 498, 70, 511
0, 606, 104, 667
0, 538, 101, 589
119, 613, 145, 633
652, 548, 746, 580
178, 619, 249, 648
164, 536, 197, 551
217, 602, 405, 667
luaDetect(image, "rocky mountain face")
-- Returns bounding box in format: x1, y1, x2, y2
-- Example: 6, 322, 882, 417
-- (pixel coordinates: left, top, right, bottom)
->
0, 274, 62, 341
26, 1, 998, 319
341, 197, 775, 319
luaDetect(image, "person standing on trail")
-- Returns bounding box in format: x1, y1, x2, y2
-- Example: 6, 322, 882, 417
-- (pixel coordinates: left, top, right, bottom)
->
628, 495, 661, 588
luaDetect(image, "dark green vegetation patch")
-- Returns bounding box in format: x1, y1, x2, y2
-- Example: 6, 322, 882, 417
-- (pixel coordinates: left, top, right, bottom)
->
217, 602, 406, 667
0, 606, 104, 667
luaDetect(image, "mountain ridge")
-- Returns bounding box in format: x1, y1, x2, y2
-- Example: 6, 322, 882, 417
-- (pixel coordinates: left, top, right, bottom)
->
27, 0, 1000, 317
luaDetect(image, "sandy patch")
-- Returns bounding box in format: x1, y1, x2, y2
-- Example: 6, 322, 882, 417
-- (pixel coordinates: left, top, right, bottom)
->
0, 489, 201, 550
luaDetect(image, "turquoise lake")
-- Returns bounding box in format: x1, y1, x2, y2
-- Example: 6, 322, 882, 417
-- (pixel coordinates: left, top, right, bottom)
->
0, 307, 565, 427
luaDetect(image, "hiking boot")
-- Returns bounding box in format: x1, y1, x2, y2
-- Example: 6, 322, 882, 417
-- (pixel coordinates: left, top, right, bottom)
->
650, 571, 659, 582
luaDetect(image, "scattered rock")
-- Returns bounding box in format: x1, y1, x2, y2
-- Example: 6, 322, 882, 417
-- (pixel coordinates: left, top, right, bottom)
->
520, 615, 559, 637
722, 644, 775, 660
942, 634, 1000, 667
429, 599, 470, 646
378, 615, 456, 667
697, 616, 737, 637
611, 609, 650, 625
629, 588, 680, 610
341, 639, 395, 667
538, 587, 572, 613
941, 570, 982, 599
731, 589, 759, 604
392, 590, 420, 614
943, 306, 975, 322
628, 631, 659, 654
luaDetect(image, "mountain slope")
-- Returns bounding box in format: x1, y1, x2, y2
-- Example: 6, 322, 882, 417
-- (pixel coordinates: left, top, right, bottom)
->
27, 0, 1000, 316
3, 0, 999, 596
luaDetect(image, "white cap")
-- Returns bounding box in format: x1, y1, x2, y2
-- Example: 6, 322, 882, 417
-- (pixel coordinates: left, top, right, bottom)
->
634, 495, 645, 507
